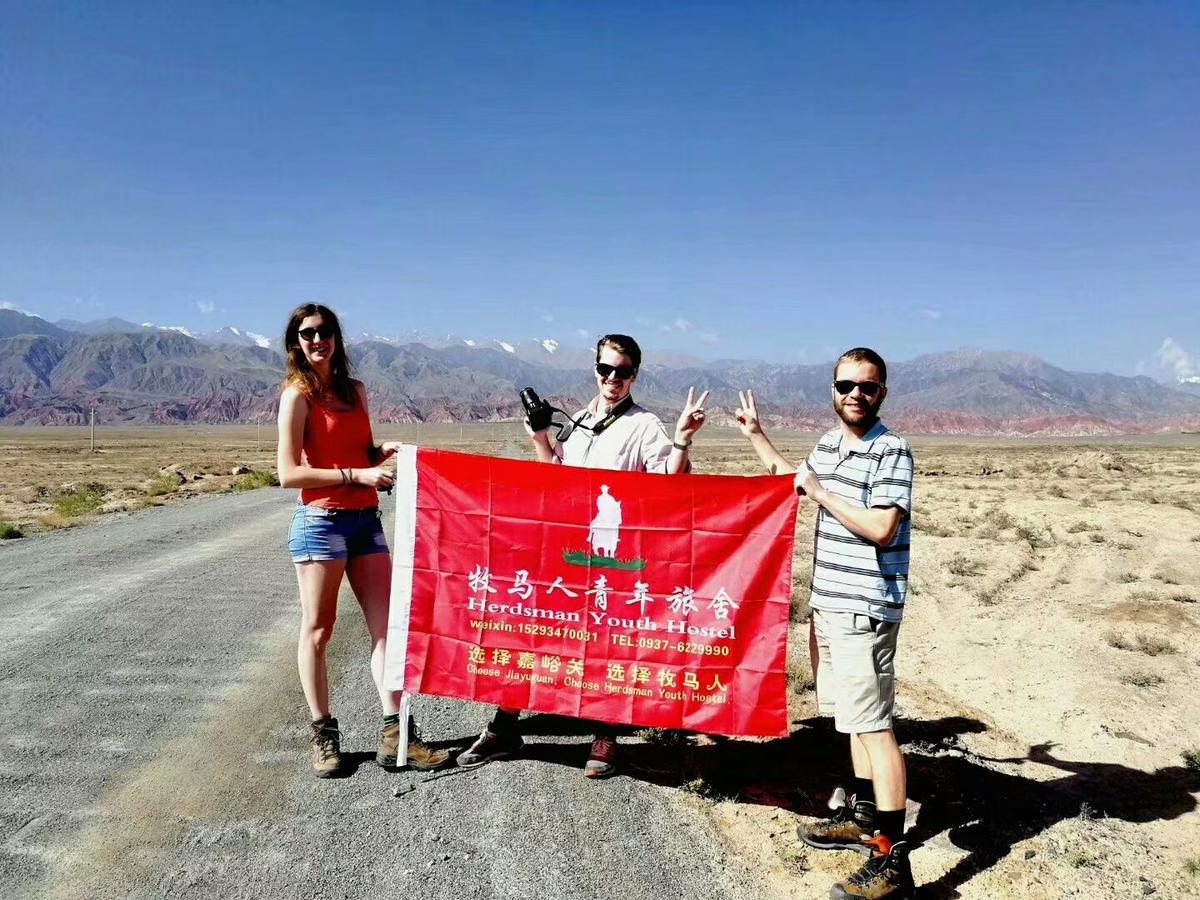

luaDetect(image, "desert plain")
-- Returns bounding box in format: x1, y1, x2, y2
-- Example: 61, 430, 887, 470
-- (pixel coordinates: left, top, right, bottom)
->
1, 424, 1198, 898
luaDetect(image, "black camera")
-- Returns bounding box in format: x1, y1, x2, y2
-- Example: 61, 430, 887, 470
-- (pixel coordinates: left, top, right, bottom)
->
520, 387, 554, 433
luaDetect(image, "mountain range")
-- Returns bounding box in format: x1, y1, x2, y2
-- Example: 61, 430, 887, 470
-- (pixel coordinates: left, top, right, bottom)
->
1, 308, 1198, 434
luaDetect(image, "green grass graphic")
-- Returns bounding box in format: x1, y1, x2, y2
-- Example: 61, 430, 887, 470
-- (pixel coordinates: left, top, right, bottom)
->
562, 549, 647, 571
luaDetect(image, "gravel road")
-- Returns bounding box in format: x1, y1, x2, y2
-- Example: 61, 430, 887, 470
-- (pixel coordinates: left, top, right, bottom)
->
0, 490, 767, 900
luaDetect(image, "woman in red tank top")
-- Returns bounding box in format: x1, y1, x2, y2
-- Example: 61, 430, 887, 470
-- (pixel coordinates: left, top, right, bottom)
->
277, 303, 448, 777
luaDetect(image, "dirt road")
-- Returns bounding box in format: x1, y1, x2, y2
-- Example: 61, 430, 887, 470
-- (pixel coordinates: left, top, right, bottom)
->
0, 490, 766, 900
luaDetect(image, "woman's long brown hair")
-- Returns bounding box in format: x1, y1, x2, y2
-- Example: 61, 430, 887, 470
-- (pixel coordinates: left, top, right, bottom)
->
281, 303, 358, 407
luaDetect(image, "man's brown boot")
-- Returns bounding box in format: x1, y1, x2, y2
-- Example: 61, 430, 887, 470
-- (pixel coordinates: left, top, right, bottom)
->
311, 715, 342, 778
798, 797, 875, 854
830, 836, 915, 899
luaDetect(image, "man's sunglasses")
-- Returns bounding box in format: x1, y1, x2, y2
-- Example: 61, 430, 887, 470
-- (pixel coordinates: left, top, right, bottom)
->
596, 362, 637, 380
833, 380, 882, 397
298, 326, 334, 342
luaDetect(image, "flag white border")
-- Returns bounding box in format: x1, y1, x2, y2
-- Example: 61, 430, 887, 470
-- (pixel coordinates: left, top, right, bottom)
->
383, 444, 417, 693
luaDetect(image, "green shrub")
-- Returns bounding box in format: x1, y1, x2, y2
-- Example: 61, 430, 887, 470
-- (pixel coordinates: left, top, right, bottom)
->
232, 470, 280, 492
53, 488, 103, 518
144, 475, 180, 497
0, 521, 23, 540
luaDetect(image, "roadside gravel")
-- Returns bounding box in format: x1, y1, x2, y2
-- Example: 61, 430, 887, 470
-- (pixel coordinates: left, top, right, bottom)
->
0, 489, 766, 900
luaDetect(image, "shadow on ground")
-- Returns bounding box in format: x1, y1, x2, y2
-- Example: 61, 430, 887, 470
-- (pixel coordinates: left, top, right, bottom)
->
453, 712, 1200, 899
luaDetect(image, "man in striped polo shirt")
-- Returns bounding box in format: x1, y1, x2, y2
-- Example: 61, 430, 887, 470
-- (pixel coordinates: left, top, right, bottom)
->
736, 347, 915, 900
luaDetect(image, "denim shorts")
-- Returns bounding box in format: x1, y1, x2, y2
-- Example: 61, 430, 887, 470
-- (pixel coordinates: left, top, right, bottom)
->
288, 504, 389, 563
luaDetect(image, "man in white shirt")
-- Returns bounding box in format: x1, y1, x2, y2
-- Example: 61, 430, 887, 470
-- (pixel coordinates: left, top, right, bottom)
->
456, 333, 709, 778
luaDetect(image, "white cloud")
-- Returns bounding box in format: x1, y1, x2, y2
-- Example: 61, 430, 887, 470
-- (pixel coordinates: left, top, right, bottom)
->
661, 317, 717, 344
0, 300, 23, 312
196, 301, 216, 315
1158, 337, 1199, 383
918, 308, 942, 320
574, 328, 591, 339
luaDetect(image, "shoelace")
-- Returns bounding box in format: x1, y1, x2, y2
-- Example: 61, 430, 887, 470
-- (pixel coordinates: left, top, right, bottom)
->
847, 853, 889, 887
314, 728, 340, 761
591, 736, 616, 758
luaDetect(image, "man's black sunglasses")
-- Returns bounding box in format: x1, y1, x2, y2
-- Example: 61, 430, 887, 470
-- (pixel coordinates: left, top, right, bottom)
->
596, 362, 637, 380
833, 380, 882, 397
298, 326, 334, 342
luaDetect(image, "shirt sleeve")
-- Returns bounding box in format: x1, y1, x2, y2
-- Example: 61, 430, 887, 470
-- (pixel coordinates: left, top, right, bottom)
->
869, 442, 914, 513
640, 416, 674, 473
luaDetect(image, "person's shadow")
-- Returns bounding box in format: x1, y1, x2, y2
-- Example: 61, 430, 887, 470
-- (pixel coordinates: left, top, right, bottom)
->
492, 713, 1199, 898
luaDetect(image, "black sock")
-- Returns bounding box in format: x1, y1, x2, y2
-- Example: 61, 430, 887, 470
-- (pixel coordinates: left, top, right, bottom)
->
490, 709, 520, 734
382, 712, 400, 726
875, 808, 906, 845
852, 776, 875, 805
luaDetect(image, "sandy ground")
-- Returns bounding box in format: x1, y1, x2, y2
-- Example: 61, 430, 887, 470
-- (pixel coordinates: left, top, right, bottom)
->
2, 425, 1198, 897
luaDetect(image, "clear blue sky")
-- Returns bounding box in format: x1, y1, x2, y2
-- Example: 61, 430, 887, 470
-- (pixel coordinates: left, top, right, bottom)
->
2, 2, 1197, 377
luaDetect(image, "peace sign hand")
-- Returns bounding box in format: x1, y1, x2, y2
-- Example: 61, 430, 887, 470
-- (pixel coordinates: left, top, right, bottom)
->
674, 386, 711, 444
735, 389, 762, 437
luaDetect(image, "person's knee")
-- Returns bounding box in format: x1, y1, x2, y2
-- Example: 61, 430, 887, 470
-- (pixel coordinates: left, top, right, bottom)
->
301, 619, 336, 652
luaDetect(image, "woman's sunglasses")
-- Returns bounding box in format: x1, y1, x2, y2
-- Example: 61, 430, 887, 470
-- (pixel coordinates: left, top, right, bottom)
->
298, 326, 334, 342
596, 362, 637, 380
833, 380, 882, 397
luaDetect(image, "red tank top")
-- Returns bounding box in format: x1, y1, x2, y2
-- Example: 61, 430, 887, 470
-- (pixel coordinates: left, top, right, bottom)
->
299, 394, 379, 509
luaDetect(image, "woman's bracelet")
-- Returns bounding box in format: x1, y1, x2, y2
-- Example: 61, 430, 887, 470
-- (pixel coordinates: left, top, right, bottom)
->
338, 467, 348, 485
673, 439, 691, 451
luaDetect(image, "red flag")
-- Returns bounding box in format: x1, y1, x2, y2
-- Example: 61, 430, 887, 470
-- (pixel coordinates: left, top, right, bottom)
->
384, 446, 798, 737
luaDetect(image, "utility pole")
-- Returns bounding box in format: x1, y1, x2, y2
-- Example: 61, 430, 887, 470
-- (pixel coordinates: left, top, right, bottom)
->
90, 407, 96, 452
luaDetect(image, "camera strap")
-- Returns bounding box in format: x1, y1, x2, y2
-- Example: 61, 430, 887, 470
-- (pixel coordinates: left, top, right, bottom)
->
588, 394, 635, 435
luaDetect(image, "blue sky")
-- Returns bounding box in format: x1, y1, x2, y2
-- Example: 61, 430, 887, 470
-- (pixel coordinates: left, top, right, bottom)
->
2, 2, 1197, 378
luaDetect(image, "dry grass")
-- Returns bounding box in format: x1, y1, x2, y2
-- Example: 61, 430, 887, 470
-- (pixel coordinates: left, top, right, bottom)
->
1120, 671, 1165, 688
1105, 632, 1178, 656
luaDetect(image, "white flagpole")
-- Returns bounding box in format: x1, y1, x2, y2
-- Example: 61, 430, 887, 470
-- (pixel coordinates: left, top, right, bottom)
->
384, 444, 418, 764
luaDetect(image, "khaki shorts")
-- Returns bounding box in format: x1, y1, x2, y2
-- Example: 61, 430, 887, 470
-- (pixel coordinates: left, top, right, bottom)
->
812, 609, 900, 734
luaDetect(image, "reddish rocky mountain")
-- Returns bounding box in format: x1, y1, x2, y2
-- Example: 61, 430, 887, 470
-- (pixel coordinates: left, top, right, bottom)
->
1, 310, 1198, 434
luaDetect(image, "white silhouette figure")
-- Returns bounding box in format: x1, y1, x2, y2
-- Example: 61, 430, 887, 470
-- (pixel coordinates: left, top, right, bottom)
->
588, 485, 623, 558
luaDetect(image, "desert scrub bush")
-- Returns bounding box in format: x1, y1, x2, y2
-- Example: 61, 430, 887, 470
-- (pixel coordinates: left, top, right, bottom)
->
635, 728, 692, 749
1087, 533, 1105, 544
1078, 496, 1096, 508
1106, 632, 1177, 656
1191, 534, 1200, 543
1015, 522, 1050, 549
143, 474, 180, 497
990, 508, 1017, 530
912, 514, 953, 537
52, 487, 103, 518
1153, 572, 1180, 585
1066, 848, 1098, 868
1169, 592, 1195, 604
1120, 671, 1165, 688
1129, 588, 1159, 602
1183, 748, 1200, 774
1116, 571, 1139, 584
1066, 520, 1100, 533
947, 554, 983, 577
1184, 857, 1200, 878
0, 521, 23, 539
1046, 485, 1067, 499
231, 470, 280, 492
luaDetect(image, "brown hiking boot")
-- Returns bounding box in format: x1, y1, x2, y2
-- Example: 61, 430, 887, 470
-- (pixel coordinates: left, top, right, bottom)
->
798, 797, 875, 853
830, 837, 915, 899
377, 717, 451, 771
310, 715, 342, 778
583, 733, 618, 779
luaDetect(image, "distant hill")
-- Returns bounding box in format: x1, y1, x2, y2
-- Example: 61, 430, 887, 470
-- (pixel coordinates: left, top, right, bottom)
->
0, 309, 1198, 433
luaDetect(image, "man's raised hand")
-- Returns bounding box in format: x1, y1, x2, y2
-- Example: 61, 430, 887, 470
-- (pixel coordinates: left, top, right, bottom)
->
675, 387, 710, 444
735, 389, 762, 437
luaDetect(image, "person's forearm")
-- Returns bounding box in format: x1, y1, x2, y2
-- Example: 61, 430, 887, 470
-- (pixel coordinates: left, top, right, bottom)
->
747, 431, 794, 475
811, 489, 901, 545
278, 462, 363, 490
666, 445, 690, 474
531, 433, 558, 464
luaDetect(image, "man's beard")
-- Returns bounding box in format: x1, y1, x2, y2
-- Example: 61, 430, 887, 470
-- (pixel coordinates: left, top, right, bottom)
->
835, 397, 881, 429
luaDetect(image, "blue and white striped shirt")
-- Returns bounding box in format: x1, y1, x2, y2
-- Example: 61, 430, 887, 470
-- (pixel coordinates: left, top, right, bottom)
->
801, 421, 914, 623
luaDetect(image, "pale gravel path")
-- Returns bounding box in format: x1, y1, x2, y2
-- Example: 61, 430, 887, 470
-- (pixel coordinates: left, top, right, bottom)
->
0, 489, 766, 900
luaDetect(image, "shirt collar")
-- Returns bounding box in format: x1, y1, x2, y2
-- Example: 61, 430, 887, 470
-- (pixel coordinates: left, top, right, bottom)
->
839, 420, 889, 455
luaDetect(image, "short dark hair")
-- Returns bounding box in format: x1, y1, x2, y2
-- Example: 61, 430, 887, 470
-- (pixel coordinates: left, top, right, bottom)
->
596, 334, 642, 370
834, 347, 887, 384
